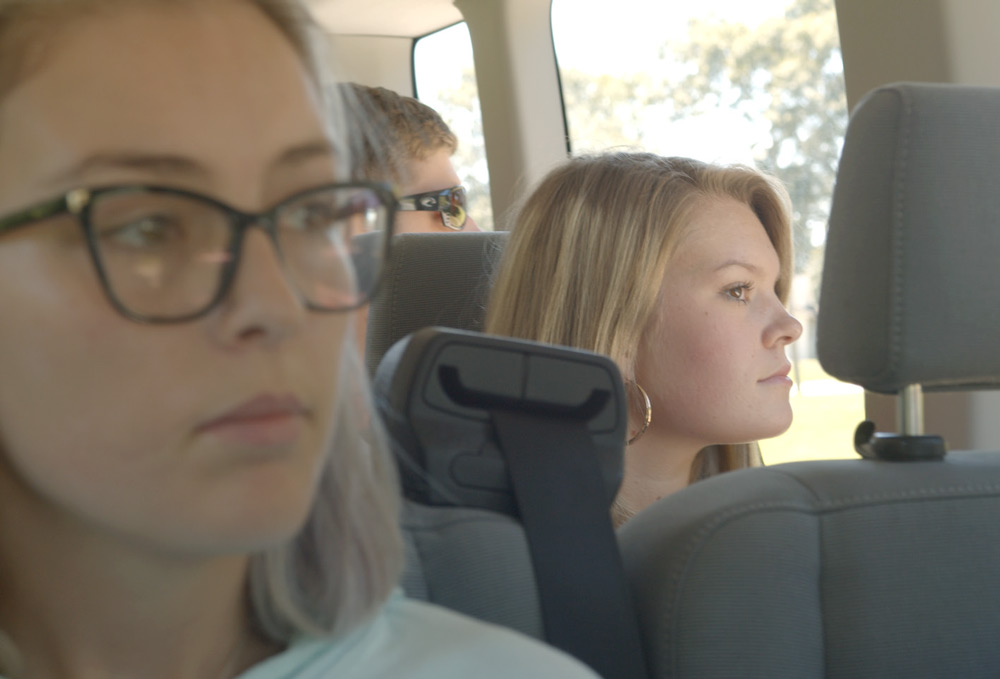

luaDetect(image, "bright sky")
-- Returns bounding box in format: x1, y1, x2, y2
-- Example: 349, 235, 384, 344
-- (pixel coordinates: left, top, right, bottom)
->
416, 0, 792, 89
415, 0, 797, 166
550, 0, 792, 74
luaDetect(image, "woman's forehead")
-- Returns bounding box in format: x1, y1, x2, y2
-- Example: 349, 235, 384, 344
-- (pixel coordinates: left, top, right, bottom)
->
669, 198, 778, 271
0, 1, 329, 198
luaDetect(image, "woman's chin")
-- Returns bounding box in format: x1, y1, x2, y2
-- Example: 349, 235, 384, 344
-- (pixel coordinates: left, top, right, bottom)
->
757, 409, 795, 442
161, 473, 320, 556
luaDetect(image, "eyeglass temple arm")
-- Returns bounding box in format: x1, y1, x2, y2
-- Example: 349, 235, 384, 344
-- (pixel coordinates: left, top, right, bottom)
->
0, 195, 75, 235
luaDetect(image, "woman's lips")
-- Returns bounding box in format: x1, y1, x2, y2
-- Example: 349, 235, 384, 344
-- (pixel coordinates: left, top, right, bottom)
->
197, 394, 308, 446
759, 363, 793, 386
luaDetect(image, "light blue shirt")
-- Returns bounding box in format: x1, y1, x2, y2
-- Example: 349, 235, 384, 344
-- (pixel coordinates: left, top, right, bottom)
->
240, 593, 600, 679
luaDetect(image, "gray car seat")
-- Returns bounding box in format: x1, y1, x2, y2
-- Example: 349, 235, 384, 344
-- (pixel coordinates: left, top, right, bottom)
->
365, 230, 508, 375
364, 230, 551, 634
365, 232, 536, 626
367, 232, 650, 678
374, 327, 647, 678
618, 82, 1000, 678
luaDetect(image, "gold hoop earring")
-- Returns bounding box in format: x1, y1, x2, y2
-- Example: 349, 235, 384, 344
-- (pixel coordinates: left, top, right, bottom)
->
627, 381, 652, 445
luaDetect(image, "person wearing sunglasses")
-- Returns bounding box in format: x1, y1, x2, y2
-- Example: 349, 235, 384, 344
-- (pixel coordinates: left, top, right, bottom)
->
396, 184, 471, 231
341, 83, 483, 356
0, 1, 600, 678
344, 83, 481, 233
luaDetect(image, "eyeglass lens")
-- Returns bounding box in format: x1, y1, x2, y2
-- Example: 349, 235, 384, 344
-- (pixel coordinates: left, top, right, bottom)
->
88, 186, 390, 320
441, 187, 467, 230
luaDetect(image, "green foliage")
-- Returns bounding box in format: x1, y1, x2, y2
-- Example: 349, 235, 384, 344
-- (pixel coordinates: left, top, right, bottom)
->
561, 0, 847, 276
665, 0, 847, 273
428, 0, 847, 255
434, 69, 495, 231
560, 71, 650, 154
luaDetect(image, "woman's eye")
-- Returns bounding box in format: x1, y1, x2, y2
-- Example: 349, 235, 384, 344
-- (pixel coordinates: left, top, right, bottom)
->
724, 283, 753, 304
101, 215, 182, 249
288, 202, 342, 230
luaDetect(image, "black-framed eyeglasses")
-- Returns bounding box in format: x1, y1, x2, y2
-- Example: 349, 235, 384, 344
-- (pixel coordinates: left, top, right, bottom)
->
396, 185, 468, 230
0, 181, 396, 323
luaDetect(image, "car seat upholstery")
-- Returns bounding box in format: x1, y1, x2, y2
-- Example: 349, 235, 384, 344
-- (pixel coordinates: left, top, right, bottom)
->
399, 499, 543, 638
365, 231, 508, 376
364, 231, 545, 635
374, 327, 647, 678
618, 82, 1000, 678
367, 229, 651, 676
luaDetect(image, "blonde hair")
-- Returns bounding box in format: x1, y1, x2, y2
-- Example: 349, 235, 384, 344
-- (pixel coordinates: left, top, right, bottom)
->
485, 152, 794, 503
0, 0, 403, 673
341, 82, 458, 186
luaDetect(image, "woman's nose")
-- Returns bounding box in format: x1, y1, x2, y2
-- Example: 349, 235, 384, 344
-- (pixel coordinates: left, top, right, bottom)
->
766, 305, 803, 348
212, 227, 305, 344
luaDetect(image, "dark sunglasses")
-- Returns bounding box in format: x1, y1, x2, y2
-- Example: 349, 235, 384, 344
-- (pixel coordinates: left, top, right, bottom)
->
396, 185, 468, 230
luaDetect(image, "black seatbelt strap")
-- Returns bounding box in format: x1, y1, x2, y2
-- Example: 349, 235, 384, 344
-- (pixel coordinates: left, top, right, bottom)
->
491, 409, 648, 679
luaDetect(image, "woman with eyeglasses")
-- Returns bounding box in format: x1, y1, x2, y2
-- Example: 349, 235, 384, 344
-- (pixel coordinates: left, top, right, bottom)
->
0, 2, 597, 678
485, 152, 803, 527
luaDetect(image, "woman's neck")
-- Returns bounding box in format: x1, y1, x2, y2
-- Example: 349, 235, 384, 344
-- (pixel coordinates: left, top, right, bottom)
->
0, 472, 275, 679
613, 428, 704, 527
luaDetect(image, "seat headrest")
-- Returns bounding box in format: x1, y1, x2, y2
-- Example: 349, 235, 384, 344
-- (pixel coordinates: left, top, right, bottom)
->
817, 82, 1000, 394
372, 327, 626, 517
365, 231, 508, 375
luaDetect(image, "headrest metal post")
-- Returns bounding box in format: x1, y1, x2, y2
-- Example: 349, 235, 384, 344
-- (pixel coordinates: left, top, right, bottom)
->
897, 384, 925, 435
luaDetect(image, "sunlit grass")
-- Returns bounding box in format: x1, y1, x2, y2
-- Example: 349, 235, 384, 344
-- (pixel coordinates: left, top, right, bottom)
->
760, 358, 865, 465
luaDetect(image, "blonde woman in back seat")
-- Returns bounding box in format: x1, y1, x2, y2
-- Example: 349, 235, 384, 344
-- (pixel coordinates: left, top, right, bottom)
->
0, 1, 600, 677
485, 153, 802, 527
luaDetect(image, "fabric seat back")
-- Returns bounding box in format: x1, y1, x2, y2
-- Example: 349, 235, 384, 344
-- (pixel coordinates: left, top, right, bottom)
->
619, 82, 1000, 678
365, 231, 507, 375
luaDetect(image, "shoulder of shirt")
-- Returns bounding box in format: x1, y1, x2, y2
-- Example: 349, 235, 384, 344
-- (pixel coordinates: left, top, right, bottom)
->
241, 593, 601, 679
388, 597, 600, 676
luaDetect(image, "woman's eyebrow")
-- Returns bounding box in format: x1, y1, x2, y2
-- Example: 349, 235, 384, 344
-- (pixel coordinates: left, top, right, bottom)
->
714, 259, 762, 274
44, 140, 336, 186
271, 139, 336, 169
46, 152, 210, 185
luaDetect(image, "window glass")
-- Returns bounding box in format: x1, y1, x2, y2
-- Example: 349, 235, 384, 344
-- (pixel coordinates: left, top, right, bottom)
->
413, 23, 494, 231
552, 0, 862, 463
